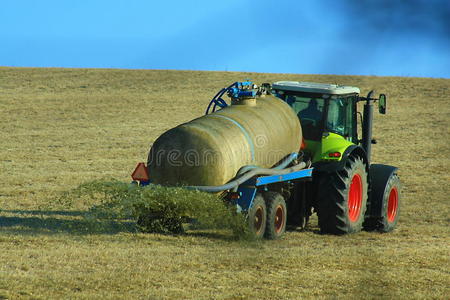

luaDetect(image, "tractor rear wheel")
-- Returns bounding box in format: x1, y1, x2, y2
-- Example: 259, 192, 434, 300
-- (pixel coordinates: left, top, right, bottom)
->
247, 194, 267, 239
317, 156, 368, 234
264, 191, 287, 240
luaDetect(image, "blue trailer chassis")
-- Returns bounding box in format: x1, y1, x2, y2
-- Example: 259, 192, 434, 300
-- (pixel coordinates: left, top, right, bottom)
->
233, 168, 313, 212
133, 164, 313, 212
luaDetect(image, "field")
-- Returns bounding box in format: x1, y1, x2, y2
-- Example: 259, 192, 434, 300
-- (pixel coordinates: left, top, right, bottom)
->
0, 67, 449, 299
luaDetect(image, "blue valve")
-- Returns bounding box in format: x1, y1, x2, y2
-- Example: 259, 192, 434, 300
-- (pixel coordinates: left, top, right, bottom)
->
227, 81, 256, 99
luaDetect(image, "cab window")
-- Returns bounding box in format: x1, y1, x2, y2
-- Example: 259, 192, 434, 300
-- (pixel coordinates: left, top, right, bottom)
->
326, 96, 356, 142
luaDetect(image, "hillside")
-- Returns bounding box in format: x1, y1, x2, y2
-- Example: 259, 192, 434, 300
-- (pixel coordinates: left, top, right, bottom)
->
1, 67, 449, 299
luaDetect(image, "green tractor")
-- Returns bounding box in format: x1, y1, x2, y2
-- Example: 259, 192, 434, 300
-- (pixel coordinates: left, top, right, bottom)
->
271, 81, 401, 234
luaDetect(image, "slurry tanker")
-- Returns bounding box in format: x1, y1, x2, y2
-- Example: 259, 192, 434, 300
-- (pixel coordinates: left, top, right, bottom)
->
132, 81, 401, 239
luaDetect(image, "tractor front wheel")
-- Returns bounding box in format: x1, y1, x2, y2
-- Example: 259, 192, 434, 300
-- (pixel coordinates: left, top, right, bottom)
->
364, 173, 401, 232
317, 155, 368, 234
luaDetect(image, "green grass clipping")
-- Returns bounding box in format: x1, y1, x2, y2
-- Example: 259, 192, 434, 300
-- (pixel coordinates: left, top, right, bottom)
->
58, 180, 251, 239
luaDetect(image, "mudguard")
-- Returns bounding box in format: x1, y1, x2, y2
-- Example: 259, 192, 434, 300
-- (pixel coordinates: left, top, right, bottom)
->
312, 145, 368, 173
366, 164, 398, 218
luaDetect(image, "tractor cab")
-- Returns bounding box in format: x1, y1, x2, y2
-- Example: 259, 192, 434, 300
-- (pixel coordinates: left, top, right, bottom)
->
272, 81, 362, 163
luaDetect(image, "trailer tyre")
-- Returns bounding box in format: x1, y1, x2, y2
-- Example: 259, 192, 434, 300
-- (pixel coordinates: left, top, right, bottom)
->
264, 191, 287, 239
317, 155, 368, 234
247, 194, 267, 239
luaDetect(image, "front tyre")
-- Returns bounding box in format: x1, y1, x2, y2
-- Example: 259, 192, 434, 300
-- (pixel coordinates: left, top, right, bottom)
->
317, 156, 368, 234
365, 173, 401, 232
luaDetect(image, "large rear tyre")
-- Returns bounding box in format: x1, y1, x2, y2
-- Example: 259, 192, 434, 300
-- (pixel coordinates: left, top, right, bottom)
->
317, 156, 368, 234
264, 192, 287, 240
364, 174, 401, 232
247, 194, 267, 239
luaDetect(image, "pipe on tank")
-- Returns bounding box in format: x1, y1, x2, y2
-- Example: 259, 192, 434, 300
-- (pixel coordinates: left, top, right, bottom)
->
235, 152, 301, 177
187, 153, 306, 193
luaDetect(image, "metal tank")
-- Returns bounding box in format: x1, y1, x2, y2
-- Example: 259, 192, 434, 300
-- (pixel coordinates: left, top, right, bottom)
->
147, 93, 302, 187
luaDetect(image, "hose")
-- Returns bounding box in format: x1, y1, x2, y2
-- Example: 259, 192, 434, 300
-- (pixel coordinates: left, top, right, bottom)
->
235, 152, 300, 177
186, 157, 306, 193
205, 82, 237, 115
229, 152, 302, 192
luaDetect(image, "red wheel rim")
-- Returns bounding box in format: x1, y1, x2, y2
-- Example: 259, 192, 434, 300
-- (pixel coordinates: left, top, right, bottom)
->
274, 205, 285, 233
387, 187, 398, 223
348, 174, 362, 222
254, 206, 264, 234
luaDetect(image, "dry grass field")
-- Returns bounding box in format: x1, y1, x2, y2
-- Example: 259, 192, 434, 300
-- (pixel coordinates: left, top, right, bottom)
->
0, 67, 449, 299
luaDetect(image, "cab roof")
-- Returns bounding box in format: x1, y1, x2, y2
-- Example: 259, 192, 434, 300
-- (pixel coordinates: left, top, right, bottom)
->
272, 81, 360, 95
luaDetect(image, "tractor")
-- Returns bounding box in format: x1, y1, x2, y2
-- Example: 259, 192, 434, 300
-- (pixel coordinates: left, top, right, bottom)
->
270, 81, 401, 234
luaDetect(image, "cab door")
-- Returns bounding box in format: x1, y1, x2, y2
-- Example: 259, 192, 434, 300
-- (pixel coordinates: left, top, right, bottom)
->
325, 95, 357, 143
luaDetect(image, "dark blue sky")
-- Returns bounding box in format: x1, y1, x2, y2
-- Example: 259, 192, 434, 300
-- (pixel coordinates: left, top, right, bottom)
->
1, 0, 449, 78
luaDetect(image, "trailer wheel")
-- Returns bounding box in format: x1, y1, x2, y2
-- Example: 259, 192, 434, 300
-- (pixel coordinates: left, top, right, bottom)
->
317, 155, 368, 234
365, 174, 401, 232
247, 194, 266, 239
264, 191, 287, 239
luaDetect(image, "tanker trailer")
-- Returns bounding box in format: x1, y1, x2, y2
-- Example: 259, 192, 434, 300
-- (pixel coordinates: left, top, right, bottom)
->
148, 82, 303, 187
132, 82, 314, 239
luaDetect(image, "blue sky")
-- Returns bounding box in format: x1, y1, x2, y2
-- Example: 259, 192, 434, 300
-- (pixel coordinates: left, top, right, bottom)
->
1, 0, 449, 78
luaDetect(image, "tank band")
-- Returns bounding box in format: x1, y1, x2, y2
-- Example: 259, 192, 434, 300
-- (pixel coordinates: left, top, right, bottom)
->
209, 114, 255, 162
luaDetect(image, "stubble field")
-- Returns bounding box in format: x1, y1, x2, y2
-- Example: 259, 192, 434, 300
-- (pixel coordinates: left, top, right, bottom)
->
0, 67, 449, 299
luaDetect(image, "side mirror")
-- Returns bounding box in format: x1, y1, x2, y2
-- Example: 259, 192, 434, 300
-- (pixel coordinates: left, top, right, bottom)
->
378, 94, 387, 114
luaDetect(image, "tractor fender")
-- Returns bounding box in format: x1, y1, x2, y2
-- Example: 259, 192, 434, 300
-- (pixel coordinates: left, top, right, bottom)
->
312, 145, 368, 174
366, 164, 398, 218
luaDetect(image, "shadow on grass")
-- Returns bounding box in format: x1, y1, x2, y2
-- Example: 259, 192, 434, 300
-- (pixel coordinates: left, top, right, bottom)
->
0, 214, 250, 241
2, 209, 85, 217
286, 224, 321, 235
186, 230, 249, 242
0, 210, 136, 235
0, 210, 243, 241
0, 210, 313, 241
